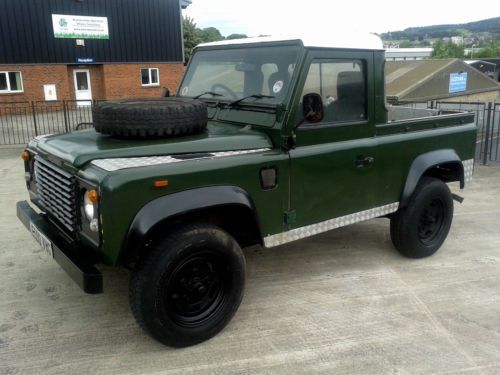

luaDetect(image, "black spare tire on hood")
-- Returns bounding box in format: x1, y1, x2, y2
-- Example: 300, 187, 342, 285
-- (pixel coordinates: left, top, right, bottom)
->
92, 98, 208, 139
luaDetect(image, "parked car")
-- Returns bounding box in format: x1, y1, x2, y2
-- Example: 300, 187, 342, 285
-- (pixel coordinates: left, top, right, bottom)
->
18, 34, 476, 347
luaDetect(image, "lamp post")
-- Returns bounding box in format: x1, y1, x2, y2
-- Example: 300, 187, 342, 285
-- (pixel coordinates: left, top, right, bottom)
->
471, 44, 475, 59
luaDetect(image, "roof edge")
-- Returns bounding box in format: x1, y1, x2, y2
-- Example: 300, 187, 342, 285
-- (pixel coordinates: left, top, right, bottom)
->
400, 86, 500, 103
395, 59, 458, 99
197, 33, 384, 51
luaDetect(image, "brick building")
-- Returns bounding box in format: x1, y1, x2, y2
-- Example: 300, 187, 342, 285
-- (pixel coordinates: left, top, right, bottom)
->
0, 0, 190, 103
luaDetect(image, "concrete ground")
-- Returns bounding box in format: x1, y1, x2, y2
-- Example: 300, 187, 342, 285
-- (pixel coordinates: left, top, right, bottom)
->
0, 147, 499, 375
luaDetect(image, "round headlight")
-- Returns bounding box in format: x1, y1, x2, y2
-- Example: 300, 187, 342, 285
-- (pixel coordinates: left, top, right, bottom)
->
83, 190, 95, 220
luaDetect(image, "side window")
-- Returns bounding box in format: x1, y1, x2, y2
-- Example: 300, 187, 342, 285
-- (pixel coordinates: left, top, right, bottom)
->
0, 71, 23, 93
300, 60, 366, 124
141, 68, 160, 86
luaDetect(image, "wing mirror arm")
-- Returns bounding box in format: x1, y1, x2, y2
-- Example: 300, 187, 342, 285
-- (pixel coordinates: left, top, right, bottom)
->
293, 117, 306, 132
286, 94, 324, 151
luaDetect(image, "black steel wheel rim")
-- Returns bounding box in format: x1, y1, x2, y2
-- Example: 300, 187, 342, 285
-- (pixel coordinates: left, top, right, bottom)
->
162, 251, 228, 327
418, 197, 445, 245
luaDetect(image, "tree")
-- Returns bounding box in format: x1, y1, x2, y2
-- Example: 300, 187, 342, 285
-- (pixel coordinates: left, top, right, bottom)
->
431, 40, 465, 58
182, 16, 201, 63
182, 16, 247, 62
197, 27, 224, 43
473, 40, 500, 58
226, 33, 247, 40
399, 40, 413, 48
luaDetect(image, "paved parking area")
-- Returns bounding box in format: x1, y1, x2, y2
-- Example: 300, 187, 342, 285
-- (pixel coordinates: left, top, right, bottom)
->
1, 148, 499, 374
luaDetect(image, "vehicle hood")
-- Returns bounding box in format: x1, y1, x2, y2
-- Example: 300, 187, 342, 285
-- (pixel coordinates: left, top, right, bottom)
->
32, 122, 273, 168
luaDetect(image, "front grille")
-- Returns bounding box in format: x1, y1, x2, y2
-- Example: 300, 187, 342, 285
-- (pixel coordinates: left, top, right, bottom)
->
34, 156, 78, 232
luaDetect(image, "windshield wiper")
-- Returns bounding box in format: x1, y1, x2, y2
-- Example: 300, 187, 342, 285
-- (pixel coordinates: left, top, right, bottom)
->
228, 94, 275, 107
193, 91, 223, 99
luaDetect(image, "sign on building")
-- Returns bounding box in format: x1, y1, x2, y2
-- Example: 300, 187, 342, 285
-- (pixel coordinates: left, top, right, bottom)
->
449, 72, 467, 94
43, 84, 57, 101
52, 14, 109, 39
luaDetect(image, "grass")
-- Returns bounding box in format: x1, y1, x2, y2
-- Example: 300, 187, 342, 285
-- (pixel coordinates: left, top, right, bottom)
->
54, 33, 109, 39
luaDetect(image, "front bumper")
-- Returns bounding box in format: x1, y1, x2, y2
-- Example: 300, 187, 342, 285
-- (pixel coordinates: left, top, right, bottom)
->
16, 201, 103, 294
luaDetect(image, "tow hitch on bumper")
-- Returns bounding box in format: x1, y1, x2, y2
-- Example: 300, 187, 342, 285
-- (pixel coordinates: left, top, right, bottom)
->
16, 201, 103, 294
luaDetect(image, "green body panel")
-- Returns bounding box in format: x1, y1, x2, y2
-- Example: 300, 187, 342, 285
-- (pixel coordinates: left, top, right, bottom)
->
374, 122, 476, 202
24, 41, 477, 267
36, 122, 274, 167
289, 138, 378, 227
97, 149, 289, 264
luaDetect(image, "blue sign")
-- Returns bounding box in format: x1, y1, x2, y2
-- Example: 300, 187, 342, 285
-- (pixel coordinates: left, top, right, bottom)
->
449, 72, 467, 94
76, 57, 95, 64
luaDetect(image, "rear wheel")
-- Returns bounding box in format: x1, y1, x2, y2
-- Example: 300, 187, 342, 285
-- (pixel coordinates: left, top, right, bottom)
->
129, 223, 246, 347
390, 177, 454, 258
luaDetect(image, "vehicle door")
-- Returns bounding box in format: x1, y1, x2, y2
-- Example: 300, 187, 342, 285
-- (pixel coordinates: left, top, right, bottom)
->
288, 50, 382, 229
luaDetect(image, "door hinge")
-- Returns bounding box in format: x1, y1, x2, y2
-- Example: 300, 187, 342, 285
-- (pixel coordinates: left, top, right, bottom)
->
284, 210, 296, 225
276, 104, 287, 122
283, 134, 296, 150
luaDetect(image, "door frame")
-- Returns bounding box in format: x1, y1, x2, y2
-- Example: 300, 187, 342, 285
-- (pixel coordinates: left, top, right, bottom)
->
73, 69, 92, 102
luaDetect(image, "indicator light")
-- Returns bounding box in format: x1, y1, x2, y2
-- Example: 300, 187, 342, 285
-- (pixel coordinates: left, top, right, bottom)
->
153, 180, 169, 187
87, 189, 99, 203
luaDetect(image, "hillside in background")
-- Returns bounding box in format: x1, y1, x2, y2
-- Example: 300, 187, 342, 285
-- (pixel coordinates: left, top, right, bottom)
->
382, 17, 500, 42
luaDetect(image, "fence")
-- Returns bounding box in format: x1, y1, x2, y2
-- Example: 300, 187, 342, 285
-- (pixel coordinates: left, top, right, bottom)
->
1, 99, 500, 164
433, 101, 500, 165
0, 100, 94, 145
398, 101, 499, 164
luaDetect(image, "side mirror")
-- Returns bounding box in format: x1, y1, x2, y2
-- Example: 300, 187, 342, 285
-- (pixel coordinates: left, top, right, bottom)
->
162, 87, 170, 97
294, 93, 324, 131
303, 93, 324, 123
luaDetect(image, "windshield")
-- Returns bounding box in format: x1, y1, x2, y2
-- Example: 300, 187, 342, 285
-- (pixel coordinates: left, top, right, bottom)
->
179, 45, 301, 105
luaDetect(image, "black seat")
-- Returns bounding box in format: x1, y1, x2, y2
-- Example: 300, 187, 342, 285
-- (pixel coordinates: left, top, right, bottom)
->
329, 71, 365, 122
268, 71, 290, 99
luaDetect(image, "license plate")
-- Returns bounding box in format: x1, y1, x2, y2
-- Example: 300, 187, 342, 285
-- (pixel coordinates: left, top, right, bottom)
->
30, 222, 54, 258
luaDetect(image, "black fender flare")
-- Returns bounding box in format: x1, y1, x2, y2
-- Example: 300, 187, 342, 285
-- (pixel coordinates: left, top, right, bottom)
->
118, 186, 261, 264
400, 149, 464, 208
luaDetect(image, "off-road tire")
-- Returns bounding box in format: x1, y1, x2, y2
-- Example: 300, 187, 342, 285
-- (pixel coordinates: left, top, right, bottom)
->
129, 223, 246, 347
92, 98, 207, 139
390, 177, 454, 258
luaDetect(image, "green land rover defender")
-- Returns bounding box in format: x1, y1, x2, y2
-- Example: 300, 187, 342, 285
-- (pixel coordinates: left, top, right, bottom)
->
17, 34, 476, 347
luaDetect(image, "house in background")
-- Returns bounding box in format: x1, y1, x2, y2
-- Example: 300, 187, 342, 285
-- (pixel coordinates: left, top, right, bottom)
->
465, 60, 498, 81
472, 58, 500, 82
385, 48, 433, 61
385, 59, 500, 104
0, 0, 191, 103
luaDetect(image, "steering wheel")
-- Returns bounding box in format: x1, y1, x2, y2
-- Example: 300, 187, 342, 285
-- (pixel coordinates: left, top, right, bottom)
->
211, 84, 238, 99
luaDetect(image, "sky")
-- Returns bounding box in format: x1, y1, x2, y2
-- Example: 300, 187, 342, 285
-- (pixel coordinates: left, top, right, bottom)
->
184, 0, 500, 38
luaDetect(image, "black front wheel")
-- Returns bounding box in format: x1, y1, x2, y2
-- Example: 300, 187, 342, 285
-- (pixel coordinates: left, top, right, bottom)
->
390, 177, 454, 258
129, 224, 246, 347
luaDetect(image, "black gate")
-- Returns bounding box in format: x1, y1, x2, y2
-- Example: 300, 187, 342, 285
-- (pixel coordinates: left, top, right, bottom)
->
434, 101, 499, 164
0, 100, 94, 146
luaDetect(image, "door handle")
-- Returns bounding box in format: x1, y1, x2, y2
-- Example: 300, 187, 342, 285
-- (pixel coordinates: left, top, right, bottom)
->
354, 156, 374, 168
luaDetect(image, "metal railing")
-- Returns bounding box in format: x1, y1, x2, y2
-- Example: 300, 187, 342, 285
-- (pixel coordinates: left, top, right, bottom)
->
484, 103, 500, 163
1, 99, 499, 164
0, 100, 94, 145
397, 101, 499, 164
433, 101, 499, 164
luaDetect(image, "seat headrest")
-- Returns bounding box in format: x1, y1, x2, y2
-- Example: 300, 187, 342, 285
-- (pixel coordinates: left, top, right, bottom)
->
268, 71, 290, 96
337, 71, 364, 101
